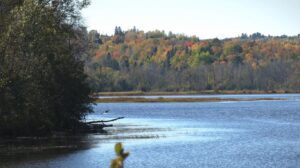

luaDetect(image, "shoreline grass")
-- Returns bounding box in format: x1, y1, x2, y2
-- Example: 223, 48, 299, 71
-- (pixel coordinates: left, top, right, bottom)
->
95, 90, 299, 97
95, 97, 284, 103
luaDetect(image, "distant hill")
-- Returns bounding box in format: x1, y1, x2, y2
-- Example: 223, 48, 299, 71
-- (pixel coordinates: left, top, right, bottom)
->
85, 27, 300, 92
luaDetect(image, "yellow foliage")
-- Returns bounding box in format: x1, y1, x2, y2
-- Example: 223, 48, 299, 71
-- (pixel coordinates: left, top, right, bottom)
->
110, 143, 129, 168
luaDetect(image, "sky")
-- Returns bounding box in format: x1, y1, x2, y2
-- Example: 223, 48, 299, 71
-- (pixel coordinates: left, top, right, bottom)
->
82, 0, 300, 39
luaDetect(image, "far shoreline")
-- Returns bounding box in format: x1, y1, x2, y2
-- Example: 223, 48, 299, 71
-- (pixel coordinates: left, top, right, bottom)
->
95, 97, 285, 103
95, 90, 300, 97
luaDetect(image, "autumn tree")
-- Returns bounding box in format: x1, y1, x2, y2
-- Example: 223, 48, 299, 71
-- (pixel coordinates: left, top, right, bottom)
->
85, 27, 300, 92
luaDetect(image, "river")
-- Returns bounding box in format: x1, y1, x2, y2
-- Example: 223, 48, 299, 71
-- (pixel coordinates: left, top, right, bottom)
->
1, 94, 300, 168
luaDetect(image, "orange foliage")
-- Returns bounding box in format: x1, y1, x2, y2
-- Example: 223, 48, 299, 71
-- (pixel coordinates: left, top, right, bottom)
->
112, 50, 121, 59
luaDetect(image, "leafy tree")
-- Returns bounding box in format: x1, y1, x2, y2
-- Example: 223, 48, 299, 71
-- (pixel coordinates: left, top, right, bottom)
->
113, 26, 125, 44
0, 0, 92, 136
250, 32, 265, 40
101, 53, 120, 70
240, 33, 248, 39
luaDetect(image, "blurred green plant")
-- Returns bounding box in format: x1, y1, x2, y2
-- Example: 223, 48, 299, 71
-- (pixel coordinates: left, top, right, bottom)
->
110, 143, 129, 168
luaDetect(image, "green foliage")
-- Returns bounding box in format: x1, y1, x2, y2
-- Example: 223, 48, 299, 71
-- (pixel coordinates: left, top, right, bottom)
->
110, 143, 129, 168
100, 53, 120, 70
190, 51, 212, 66
0, 0, 92, 136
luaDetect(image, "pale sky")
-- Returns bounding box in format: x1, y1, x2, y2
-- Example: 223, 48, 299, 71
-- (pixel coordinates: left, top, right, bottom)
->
82, 0, 300, 39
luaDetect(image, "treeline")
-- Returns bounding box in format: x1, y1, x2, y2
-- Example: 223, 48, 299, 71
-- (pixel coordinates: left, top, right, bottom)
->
0, 0, 92, 136
85, 27, 300, 92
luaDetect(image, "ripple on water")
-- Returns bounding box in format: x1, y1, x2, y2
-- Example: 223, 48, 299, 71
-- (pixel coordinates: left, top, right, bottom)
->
2, 94, 300, 168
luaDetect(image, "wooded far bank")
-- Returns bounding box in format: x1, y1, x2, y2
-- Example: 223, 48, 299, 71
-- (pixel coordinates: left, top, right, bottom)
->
85, 28, 300, 92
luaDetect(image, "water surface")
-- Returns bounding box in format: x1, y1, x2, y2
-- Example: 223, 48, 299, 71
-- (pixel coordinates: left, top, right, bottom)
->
1, 94, 300, 168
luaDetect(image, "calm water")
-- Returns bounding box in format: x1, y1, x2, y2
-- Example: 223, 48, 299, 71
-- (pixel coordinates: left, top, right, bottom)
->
2, 94, 300, 168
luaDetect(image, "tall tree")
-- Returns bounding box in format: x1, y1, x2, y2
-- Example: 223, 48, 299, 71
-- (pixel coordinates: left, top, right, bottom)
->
0, 0, 92, 136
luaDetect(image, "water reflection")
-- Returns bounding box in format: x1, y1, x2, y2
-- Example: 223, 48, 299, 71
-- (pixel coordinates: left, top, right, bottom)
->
0, 135, 93, 165
1, 94, 300, 168
0, 120, 237, 167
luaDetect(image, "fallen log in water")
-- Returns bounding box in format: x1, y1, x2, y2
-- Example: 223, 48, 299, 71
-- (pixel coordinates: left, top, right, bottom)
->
86, 117, 125, 124
80, 117, 125, 133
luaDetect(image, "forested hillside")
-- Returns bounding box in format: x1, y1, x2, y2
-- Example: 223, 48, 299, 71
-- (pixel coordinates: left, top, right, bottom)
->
85, 27, 300, 92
